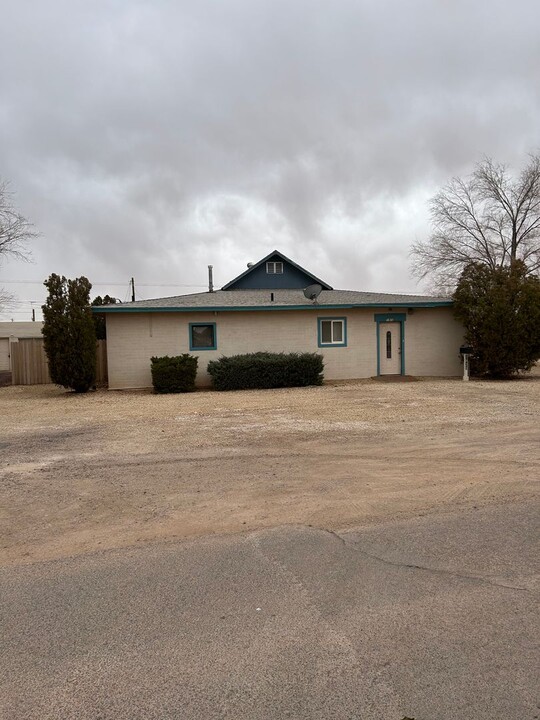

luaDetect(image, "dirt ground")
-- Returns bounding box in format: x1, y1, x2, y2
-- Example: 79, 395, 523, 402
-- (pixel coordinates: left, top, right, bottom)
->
1, 372, 539, 566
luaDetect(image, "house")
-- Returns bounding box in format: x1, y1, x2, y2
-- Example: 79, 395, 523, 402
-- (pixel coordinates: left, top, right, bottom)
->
0, 321, 44, 374
94, 250, 464, 390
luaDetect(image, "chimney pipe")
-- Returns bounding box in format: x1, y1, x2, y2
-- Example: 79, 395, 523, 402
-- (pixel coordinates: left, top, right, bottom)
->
208, 265, 214, 293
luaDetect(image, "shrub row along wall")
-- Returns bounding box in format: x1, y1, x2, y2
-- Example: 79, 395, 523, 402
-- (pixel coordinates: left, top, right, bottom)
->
207, 351, 324, 391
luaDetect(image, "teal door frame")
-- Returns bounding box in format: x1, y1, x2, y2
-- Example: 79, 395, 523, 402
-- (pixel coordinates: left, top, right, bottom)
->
374, 312, 406, 375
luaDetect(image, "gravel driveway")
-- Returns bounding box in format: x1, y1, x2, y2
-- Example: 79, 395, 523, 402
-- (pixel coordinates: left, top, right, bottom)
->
1, 372, 539, 566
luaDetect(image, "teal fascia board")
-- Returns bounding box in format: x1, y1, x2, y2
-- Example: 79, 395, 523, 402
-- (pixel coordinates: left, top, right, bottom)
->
373, 312, 407, 323
92, 301, 452, 314
374, 312, 406, 375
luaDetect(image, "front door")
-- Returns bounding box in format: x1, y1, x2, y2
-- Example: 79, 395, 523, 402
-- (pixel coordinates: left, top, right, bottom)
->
379, 322, 401, 375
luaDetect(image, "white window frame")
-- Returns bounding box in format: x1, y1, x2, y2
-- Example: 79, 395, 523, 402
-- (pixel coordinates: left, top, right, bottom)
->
318, 317, 347, 347
266, 261, 283, 274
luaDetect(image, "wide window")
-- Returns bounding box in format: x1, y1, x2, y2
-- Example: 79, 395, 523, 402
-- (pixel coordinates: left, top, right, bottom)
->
266, 261, 283, 274
318, 318, 347, 347
189, 323, 217, 351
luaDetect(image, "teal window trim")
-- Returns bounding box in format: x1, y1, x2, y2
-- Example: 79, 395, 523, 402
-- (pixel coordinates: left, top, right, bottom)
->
189, 322, 217, 351
318, 317, 347, 347
374, 313, 406, 375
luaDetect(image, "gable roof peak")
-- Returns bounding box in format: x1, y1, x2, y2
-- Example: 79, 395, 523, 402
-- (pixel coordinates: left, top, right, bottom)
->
222, 249, 333, 291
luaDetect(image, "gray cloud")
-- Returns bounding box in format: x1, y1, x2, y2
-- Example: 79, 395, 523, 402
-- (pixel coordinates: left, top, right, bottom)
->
1, 0, 539, 318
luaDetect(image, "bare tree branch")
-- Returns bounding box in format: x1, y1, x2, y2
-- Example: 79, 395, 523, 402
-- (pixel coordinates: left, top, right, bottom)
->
411, 154, 540, 289
0, 288, 16, 314
0, 179, 38, 312
0, 180, 37, 262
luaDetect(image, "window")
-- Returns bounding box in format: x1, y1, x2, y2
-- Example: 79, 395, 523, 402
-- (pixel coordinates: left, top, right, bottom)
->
386, 330, 392, 358
189, 323, 217, 351
318, 317, 347, 347
266, 261, 283, 274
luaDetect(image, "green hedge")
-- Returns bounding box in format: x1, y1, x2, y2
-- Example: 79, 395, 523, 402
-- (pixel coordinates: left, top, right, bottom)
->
150, 354, 198, 393
207, 351, 324, 391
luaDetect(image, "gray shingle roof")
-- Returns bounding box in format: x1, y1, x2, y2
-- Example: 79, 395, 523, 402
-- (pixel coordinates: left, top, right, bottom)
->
93, 289, 452, 313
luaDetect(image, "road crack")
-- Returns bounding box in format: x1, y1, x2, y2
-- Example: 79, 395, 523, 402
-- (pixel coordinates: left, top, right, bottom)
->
337, 534, 533, 593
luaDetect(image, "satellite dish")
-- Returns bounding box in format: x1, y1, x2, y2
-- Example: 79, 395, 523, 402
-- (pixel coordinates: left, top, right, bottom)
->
303, 284, 323, 302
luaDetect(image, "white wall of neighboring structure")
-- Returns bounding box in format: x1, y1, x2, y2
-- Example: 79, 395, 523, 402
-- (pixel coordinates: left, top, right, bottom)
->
105, 307, 464, 390
0, 322, 44, 339
0, 322, 44, 372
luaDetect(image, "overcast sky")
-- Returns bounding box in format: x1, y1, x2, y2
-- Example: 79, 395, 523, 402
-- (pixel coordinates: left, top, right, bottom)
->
1, 0, 539, 320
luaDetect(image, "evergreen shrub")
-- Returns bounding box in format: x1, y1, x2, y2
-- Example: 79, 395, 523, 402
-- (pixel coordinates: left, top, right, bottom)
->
207, 351, 324, 391
453, 261, 540, 378
151, 354, 198, 393
42, 274, 96, 393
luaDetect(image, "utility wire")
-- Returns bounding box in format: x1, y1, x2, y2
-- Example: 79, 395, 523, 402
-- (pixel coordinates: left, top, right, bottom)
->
0, 280, 207, 287
0, 300, 43, 305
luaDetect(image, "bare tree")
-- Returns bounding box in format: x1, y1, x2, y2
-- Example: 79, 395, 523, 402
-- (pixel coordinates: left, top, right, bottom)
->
0, 287, 15, 311
0, 180, 37, 310
411, 155, 540, 289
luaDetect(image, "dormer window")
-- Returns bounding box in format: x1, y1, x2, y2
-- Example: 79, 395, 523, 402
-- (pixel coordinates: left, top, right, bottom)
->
266, 261, 283, 274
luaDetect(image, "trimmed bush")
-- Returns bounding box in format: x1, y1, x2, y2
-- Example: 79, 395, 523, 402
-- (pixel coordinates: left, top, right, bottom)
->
207, 351, 324, 391
151, 354, 198, 393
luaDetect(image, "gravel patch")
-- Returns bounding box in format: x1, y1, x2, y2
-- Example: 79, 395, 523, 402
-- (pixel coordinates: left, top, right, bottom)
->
1, 371, 539, 565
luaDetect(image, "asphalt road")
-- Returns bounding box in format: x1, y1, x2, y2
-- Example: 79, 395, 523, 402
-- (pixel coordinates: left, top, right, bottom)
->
1, 501, 538, 720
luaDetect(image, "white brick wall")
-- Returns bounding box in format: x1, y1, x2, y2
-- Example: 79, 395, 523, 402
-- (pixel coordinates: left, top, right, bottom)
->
105, 307, 464, 389
405, 308, 465, 376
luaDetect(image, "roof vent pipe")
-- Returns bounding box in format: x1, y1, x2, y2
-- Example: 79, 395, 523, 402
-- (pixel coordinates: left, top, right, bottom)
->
208, 265, 214, 293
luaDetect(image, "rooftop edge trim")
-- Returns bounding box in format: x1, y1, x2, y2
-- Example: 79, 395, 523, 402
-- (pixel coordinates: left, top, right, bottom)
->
92, 301, 453, 314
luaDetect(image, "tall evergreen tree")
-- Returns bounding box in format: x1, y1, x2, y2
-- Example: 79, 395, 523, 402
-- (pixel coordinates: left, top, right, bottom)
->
453, 261, 540, 378
42, 274, 97, 392
91, 294, 118, 340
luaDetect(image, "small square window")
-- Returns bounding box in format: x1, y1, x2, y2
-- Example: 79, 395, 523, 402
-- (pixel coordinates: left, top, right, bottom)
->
189, 323, 217, 351
266, 261, 283, 274
318, 318, 347, 347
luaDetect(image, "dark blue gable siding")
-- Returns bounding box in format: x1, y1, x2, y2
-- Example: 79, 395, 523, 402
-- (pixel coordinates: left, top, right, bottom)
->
227, 255, 318, 289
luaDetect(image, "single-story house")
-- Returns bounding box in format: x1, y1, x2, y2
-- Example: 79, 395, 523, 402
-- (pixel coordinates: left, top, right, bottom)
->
0, 321, 44, 372
94, 250, 464, 390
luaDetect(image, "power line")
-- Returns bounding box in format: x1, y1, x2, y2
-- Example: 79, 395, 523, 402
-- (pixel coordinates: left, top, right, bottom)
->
1, 299, 43, 304
0, 280, 207, 287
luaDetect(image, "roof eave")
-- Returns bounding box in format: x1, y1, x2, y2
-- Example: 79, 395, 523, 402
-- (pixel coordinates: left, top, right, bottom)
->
92, 300, 453, 314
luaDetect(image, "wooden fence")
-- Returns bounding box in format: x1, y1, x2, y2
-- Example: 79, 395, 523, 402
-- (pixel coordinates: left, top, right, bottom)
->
95, 339, 108, 385
11, 338, 108, 386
